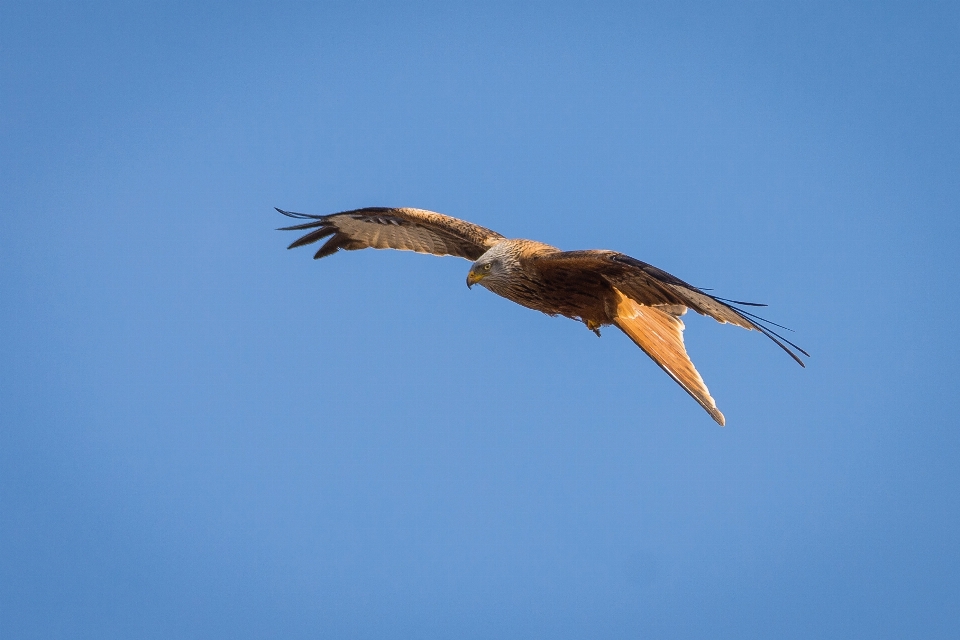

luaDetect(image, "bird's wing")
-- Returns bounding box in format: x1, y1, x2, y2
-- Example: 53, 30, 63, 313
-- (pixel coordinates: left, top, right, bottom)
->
612, 288, 725, 425
536, 250, 808, 366
527, 250, 727, 424
277, 207, 505, 261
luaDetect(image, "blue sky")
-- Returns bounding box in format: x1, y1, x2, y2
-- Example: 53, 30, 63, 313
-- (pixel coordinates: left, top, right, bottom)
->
2, 2, 958, 638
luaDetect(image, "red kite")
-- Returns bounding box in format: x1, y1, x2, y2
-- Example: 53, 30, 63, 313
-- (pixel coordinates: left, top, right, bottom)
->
278, 206, 806, 425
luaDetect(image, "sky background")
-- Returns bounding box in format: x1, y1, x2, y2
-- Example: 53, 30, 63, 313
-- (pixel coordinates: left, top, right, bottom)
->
2, 2, 959, 638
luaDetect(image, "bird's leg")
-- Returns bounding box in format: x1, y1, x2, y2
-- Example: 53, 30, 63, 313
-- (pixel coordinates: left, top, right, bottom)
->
585, 319, 602, 337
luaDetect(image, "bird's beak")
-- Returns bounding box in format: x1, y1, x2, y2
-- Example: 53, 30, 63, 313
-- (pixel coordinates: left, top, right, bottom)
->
466, 270, 486, 288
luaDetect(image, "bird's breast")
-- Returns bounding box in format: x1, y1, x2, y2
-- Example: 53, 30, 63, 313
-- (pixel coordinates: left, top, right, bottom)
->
488, 269, 616, 326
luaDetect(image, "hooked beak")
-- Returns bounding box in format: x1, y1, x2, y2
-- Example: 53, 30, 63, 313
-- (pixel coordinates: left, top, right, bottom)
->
466, 270, 486, 288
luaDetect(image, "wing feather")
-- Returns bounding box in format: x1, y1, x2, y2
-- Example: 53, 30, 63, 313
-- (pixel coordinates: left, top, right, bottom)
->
612, 288, 725, 426
533, 250, 807, 366
277, 207, 504, 261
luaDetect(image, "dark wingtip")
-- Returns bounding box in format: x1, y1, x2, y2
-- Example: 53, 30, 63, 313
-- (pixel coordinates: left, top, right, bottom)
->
286, 226, 337, 249
711, 296, 809, 367
312, 235, 347, 259
712, 295, 768, 307
275, 207, 324, 220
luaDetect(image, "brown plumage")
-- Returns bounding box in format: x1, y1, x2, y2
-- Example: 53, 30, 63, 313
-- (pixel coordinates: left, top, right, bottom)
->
277, 206, 807, 425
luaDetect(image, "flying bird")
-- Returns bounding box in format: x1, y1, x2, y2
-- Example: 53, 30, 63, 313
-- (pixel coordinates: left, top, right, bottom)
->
277, 206, 806, 425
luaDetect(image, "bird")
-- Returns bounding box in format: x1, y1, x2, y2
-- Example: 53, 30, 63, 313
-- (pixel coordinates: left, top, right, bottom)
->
277, 206, 807, 425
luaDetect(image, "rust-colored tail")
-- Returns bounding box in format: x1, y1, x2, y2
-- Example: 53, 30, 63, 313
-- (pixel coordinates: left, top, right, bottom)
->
612, 288, 725, 426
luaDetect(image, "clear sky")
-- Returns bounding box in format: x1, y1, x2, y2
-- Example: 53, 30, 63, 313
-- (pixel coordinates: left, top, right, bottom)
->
2, 2, 958, 638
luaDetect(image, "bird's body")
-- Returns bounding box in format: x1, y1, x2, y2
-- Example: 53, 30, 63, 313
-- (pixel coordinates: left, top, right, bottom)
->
278, 206, 806, 425
468, 240, 621, 332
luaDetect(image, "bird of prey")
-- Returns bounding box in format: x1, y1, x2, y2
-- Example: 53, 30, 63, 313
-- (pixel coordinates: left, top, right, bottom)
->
277, 206, 806, 425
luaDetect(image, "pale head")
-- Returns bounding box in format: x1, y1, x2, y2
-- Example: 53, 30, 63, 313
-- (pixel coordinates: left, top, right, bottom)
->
465, 240, 523, 290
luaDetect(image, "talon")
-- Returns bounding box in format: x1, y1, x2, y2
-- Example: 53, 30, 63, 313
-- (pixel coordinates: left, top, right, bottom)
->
585, 319, 602, 337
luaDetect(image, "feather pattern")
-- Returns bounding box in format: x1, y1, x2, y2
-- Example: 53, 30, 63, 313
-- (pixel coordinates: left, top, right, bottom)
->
612, 288, 725, 425
529, 250, 808, 366
277, 207, 504, 261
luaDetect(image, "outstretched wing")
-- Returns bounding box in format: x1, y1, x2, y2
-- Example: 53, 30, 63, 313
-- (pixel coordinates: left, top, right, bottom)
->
532, 250, 807, 424
534, 250, 808, 367
612, 288, 725, 425
277, 207, 504, 261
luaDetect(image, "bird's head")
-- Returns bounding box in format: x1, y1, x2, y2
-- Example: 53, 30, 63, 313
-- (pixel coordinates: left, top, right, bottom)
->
466, 257, 499, 289
466, 242, 516, 289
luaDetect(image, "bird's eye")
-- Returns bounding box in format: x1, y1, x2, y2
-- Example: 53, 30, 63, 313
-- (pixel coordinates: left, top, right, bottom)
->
483, 263, 492, 271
